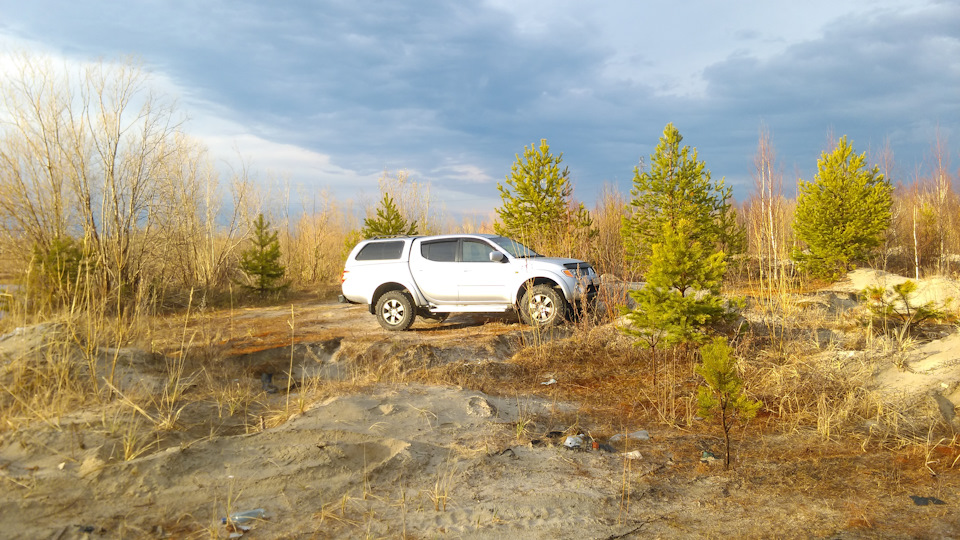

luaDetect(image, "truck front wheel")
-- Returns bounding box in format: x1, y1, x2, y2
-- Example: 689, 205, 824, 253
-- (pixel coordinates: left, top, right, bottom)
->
519, 284, 566, 328
376, 290, 416, 331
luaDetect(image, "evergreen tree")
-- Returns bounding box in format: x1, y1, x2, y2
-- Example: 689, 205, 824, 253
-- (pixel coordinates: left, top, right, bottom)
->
239, 213, 286, 294
696, 338, 762, 470
30, 235, 90, 305
622, 123, 741, 275
621, 124, 737, 349
362, 193, 418, 238
623, 219, 728, 348
793, 136, 893, 278
494, 139, 593, 255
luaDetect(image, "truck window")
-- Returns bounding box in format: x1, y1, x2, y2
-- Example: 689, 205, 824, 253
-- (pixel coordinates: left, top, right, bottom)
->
355, 241, 404, 261
490, 236, 541, 258
462, 240, 494, 262
421, 239, 457, 262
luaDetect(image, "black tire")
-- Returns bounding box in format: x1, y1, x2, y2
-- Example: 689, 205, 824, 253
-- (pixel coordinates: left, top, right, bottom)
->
375, 290, 416, 331
519, 284, 566, 328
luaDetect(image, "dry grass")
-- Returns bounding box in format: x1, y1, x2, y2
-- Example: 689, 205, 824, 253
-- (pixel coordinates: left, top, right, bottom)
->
2, 277, 952, 464
3, 268, 960, 537
0, 280, 327, 458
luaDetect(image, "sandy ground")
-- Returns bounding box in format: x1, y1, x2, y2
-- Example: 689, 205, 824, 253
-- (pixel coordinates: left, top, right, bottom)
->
2, 273, 960, 538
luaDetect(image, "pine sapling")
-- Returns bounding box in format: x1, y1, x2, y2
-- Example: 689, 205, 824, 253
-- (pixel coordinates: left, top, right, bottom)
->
792, 136, 892, 278
239, 213, 287, 294
621, 219, 734, 382
696, 338, 761, 470
863, 280, 942, 352
362, 193, 418, 238
494, 138, 594, 256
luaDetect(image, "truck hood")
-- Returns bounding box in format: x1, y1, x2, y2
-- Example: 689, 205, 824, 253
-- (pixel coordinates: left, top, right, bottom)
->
516, 257, 592, 273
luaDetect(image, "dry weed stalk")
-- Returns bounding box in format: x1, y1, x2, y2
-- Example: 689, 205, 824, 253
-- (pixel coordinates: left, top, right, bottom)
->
514, 396, 534, 440
315, 495, 363, 528
118, 413, 155, 461
285, 304, 295, 414
422, 453, 458, 512
209, 373, 255, 419
618, 444, 634, 523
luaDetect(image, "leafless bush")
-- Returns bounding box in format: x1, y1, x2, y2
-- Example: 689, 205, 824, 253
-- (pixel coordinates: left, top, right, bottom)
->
280, 190, 356, 286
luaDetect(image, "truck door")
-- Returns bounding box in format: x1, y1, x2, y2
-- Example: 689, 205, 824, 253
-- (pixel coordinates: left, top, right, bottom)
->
458, 239, 513, 303
411, 239, 459, 303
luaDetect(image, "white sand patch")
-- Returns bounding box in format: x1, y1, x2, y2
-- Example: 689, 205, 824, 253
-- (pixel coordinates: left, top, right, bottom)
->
831, 268, 960, 311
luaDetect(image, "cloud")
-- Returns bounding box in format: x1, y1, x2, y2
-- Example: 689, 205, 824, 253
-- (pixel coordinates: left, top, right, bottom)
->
0, 0, 957, 213
696, 1, 960, 189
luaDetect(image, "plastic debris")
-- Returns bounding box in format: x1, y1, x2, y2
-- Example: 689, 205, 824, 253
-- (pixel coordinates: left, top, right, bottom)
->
609, 430, 650, 443
563, 435, 583, 449
910, 495, 946, 506
223, 508, 266, 526
498, 447, 518, 459
261, 373, 278, 394
624, 450, 643, 460
700, 451, 718, 463
599, 443, 617, 453
541, 378, 557, 385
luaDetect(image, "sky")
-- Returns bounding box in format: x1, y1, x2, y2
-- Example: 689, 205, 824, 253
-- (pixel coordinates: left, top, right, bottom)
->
0, 0, 958, 218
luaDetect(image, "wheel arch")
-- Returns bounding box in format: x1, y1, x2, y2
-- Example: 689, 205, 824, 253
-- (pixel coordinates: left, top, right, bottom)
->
369, 282, 410, 314
514, 277, 564, 306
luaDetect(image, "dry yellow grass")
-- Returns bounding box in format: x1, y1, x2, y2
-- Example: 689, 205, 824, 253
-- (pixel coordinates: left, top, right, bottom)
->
3, 276, 960, 537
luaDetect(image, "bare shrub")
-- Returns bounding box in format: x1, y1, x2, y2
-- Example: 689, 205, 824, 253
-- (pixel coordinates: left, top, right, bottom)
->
590, 183, 628, 278
281, 191, 355, 286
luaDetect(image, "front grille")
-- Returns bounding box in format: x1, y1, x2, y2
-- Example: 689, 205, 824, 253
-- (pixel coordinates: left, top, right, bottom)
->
563, 262, 593, 273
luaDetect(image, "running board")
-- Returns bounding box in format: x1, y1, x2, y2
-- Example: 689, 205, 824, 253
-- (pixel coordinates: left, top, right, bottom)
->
426, 304, 514, 313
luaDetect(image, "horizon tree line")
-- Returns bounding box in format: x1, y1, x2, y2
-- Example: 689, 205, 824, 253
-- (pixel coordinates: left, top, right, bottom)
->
0, 52, 957, 317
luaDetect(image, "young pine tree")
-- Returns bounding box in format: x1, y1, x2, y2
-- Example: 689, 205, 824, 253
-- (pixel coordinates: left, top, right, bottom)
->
362, 193, 418, 238
793, 136, 893, 278
623, 220, 729, 348
621, 124, 738, 351
32, 235, 88, 304
696, 338, 762, 470
621, 123, 741, 276
495, 139, 593, 256
239, 213, 286, 294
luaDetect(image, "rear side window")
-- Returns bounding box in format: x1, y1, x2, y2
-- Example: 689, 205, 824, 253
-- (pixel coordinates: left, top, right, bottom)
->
421, 240, 457, 262
355, 241, 404, 261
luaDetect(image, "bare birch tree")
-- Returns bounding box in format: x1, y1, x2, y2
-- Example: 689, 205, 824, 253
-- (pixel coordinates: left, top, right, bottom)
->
153, 138, 253, 292
745, 125, 796, 295
930, 131, 957, 275
0, 54, 74, 254
0, 52, 231, 307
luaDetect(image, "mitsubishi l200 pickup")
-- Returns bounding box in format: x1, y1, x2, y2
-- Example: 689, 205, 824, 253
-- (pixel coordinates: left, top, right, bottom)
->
339, 234, 599, 331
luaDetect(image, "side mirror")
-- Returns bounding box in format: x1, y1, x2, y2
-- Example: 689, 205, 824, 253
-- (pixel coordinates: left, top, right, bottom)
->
489, 251, 505, 263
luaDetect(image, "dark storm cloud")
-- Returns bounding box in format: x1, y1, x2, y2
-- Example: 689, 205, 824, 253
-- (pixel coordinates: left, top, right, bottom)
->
0, 1, 608, 188
1, 1, 957, 209
695, 2, 960, 192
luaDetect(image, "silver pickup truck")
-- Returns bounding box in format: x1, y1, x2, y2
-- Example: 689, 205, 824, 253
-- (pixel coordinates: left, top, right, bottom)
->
339, 233, 600, 330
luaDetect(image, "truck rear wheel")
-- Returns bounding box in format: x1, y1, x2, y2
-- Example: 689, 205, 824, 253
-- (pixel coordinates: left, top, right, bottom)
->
519, 284, 566, 328
376, 290, 416, 331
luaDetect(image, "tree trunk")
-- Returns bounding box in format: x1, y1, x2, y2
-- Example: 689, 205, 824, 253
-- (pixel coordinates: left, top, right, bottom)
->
722, 396, 731, 470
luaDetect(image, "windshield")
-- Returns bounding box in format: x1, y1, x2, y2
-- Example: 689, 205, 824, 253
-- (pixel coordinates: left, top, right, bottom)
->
490, 236, 542, 258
